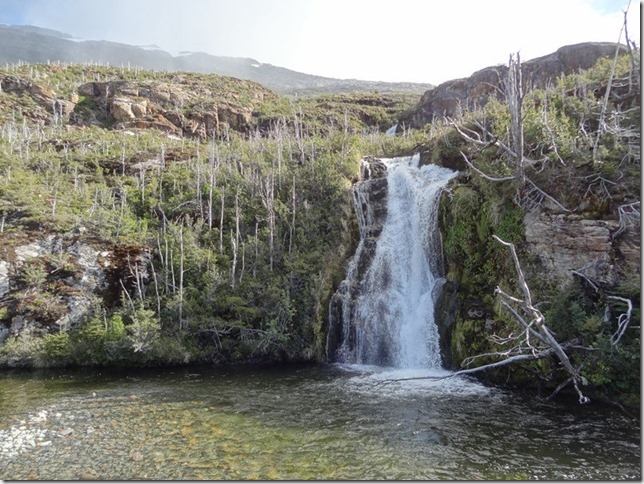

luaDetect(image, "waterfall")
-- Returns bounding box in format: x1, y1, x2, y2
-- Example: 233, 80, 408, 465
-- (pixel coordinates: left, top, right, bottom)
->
328, 154, 456, 369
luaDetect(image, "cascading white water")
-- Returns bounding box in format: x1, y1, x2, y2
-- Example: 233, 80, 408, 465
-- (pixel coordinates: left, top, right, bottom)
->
330, 154, 457, 369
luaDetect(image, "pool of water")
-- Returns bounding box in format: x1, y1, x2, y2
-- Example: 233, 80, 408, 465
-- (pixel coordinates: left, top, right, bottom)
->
0, 364, 640, 480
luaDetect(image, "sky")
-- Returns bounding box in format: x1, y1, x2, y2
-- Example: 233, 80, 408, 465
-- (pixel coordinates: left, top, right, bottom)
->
0, 0, 639, 84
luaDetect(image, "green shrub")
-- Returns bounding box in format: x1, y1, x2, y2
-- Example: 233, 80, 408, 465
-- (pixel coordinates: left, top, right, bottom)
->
42, 331, 72, 364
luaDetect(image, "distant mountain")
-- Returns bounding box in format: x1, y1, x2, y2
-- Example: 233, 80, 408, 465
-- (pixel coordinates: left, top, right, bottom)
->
0, 24, 434, 96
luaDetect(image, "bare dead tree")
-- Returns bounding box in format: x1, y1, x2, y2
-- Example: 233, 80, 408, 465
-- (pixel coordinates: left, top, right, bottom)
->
178, 224, 184, 331
230, 230, 237, 289
219, 191, 225, 255
150, 260, 162, 320
291, 102, 306, 164
447, 51, 574, 213
289, 175, 296, 254
384, 235, 591, 404
507, 53, 525, 183
259, 166, 276, 272
230, 191, 240, 288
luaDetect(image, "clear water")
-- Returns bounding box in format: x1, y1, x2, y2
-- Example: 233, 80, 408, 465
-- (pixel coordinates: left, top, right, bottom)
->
0, 364, 640, 480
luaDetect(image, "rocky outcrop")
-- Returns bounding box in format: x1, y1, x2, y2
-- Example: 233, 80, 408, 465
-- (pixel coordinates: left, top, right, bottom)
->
75, 78, 272, 138
0, 76, 77, 122
326, 157, 389, 360
0, 229, 151, 345
407, 42, 626, 127
524, 211, 617, 285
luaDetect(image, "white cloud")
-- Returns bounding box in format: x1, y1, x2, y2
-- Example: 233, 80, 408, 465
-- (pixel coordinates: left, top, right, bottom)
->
13, 0, 639, 84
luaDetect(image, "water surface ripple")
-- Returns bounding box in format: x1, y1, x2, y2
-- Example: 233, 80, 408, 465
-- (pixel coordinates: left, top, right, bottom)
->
0, 364, 640, 480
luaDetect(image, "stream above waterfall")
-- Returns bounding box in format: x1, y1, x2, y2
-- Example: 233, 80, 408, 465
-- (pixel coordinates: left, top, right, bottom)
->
0, 364, 640, 480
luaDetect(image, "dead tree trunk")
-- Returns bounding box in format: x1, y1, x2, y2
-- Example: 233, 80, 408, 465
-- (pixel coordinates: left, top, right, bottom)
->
506, 53, 525, 184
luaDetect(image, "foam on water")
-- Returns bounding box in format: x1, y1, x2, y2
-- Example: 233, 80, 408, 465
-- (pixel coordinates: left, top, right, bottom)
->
334, 363, 494, 398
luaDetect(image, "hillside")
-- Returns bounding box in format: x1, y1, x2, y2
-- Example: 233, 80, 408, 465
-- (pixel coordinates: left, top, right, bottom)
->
0, 25, 434, 96
0, 46, 639, 408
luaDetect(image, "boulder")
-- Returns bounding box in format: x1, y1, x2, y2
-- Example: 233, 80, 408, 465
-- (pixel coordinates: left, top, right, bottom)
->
55, 99, 76, 116
27, 83, 56, 109
110, 97, 136, 121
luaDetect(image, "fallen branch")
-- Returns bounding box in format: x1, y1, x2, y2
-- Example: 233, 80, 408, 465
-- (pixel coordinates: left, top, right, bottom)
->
375, 350, 553, 387
524, 177, 571, 212
493, 236, 580, 380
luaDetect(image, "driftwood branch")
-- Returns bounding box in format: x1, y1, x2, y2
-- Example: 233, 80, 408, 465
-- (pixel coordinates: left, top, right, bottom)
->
377, 351, 554, 386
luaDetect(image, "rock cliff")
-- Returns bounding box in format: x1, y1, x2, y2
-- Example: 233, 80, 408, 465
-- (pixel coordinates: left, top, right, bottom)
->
326, 158, 389, 361
525, 200, 640, 280
406, 42, 626, 127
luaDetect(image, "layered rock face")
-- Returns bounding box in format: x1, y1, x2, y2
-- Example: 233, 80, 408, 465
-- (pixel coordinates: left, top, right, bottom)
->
326, 158, 388, 361
524, 209, 640, 287
407, 42, 626, 127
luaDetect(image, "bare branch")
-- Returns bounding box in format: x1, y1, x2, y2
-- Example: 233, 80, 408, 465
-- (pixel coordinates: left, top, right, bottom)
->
459, 151, 516, 182
570, 270, 635, 347
492, 235, 533, 305
524, 177, 571, 212
612, 201, 640, 240
380, 350, 554, 386
608, 295, 633, 345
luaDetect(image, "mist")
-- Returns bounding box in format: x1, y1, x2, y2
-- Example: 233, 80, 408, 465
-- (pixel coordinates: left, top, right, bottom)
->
4, 0, 638, 84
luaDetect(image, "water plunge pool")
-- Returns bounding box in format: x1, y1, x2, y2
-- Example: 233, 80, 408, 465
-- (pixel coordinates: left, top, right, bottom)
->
0, 364, 639, 480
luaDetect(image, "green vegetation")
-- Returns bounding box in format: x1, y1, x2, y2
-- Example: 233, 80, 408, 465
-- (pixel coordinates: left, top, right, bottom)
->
0, 52, 639, 408
436, 51, 640, 406
0, 62, 419, 369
